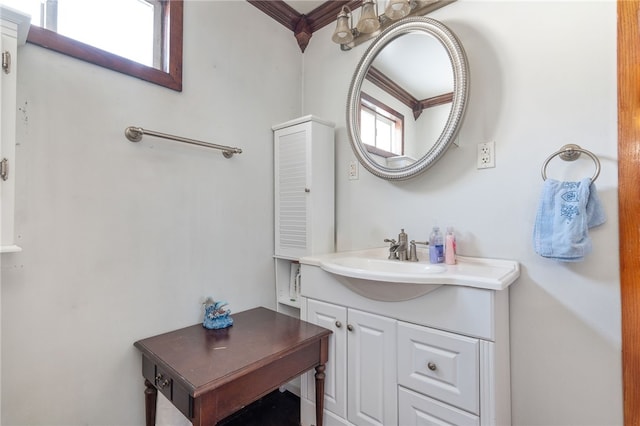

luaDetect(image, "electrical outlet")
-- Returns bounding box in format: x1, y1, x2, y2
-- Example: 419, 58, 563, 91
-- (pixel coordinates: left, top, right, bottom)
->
348, 160, 359, 180
477, 141, 496, 169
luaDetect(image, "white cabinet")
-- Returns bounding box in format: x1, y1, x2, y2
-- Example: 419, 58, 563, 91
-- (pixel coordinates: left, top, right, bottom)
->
0, 6, 29, 253
398, 322, 480, 415
299, 262, 512, 426
398, 387, 480, 426
272, 116, 334, 309
306, 299, 396, 426
347, 308, 396, 426
273, 115, 334, 260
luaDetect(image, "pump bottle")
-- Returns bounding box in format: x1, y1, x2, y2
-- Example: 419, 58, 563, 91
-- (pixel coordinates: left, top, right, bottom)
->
445, 227, 457, 265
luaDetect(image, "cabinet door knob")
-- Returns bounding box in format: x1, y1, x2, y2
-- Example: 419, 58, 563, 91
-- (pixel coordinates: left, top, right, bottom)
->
335, 321, 342, 328
347, 324, 354, 332
304, 188, 311, 193
427, 362, 437, 371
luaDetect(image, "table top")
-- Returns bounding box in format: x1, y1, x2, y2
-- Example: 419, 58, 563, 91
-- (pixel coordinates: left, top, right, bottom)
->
134, 307, 332, 398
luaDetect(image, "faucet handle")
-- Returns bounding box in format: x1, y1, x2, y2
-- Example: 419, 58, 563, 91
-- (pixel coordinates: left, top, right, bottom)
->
384, 238, 397, 245
408, 240, 429, 262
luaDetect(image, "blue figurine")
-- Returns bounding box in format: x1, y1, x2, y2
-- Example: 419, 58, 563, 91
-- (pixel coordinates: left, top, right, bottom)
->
202, 298, 234, 330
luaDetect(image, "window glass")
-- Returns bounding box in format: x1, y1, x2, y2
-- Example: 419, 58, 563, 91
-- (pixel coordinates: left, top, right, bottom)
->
2, 0, 182, 91
58, 0, 155, 67
4, 0, 154, 67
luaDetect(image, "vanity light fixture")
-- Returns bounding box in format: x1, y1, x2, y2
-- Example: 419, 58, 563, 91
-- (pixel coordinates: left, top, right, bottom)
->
332, 6, 354, 44
356, 0, 381, 34
384, 0, 411, 20
332, 0, 456, 51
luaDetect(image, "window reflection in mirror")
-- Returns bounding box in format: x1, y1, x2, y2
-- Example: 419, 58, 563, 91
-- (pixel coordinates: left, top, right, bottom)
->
360, 92, 405, 158
361, 32, 454, 168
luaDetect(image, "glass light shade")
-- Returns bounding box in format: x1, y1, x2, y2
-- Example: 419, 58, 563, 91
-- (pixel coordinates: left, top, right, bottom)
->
332, 8, 354, 44
384, 0, 411, 20
356, 0, 380, 34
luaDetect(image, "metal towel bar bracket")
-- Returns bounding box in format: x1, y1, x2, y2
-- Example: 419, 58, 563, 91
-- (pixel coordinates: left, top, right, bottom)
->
124, 126, 242, 158
541, 143, 601, 182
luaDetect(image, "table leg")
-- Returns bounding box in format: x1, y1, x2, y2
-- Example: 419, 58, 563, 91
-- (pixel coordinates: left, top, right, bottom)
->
315, 364, 326, 426
144, 379, 157, 426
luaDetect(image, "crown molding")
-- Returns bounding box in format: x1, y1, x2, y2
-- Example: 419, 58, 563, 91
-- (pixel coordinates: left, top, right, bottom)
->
247, 0, 362, 52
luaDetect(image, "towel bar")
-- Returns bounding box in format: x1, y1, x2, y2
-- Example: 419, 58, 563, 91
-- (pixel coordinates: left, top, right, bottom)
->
541, 144, 600, 182
124, 126, 242, 158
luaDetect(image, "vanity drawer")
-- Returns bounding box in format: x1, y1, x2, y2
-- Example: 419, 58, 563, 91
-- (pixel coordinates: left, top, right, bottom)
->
399, 386, 479, 426
398, 322, 479, 414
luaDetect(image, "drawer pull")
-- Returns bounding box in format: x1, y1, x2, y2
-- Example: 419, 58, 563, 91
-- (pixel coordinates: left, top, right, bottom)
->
335, 320, 342, 328
155, 374, 170, 389
427, 362, 437, 371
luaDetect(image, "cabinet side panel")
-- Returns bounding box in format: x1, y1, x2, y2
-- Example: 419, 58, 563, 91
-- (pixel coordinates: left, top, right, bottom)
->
493, 288, 511, 425
308, 121, 335, 255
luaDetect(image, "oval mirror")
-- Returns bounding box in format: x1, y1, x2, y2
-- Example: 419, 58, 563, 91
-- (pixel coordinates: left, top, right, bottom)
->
347, 17, 469, 180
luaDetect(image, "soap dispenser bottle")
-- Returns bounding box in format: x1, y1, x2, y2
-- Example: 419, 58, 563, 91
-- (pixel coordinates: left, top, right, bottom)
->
429, 226, 444, 263
445, 227, 457, 265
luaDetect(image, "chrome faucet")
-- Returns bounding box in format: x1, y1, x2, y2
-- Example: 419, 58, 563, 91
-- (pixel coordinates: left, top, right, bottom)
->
385, 229, 409, 261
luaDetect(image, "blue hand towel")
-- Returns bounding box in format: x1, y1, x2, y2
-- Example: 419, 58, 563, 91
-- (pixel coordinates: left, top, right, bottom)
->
533, 177, 606, 262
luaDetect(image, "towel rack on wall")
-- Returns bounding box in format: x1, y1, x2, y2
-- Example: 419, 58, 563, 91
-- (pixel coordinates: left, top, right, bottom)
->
541, 143, 601, 182
124, 126, 243, 158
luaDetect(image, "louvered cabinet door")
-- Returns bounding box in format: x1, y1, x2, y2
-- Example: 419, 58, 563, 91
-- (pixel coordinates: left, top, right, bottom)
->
273, 116, 334, 259
275, 125, 309, 259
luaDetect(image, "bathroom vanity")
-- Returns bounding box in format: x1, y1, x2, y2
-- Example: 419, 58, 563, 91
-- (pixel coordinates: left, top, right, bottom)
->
297, 248, 519, 426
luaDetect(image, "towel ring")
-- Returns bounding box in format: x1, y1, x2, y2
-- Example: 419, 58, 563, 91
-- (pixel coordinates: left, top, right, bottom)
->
541, 144, 601, 182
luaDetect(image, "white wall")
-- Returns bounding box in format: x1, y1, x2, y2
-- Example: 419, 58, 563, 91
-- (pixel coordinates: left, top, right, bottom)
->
1, 1, 302, 424
303, 1, 621, 425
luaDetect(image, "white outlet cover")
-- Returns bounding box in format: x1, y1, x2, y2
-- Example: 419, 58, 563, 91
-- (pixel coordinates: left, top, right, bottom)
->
349, 160, 359, 180
477, 141, 496, 169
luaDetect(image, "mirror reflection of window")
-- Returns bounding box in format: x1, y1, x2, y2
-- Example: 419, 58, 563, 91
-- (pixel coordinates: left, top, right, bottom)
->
360, 93, 404, 157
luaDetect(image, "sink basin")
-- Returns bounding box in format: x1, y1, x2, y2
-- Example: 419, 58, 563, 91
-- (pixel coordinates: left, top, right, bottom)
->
300, 247, 520, 302
321, 256, 446, 282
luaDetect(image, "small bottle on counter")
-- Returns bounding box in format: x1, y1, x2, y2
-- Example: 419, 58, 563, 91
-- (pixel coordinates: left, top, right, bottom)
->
445, 227, 457, 265
429, 226, 444, 264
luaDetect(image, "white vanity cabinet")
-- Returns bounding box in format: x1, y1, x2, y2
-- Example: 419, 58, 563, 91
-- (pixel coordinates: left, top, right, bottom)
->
272, 116, 334, 309
0, 6, 29, 253
299, 260, 513, 426
306, 299, 397, 426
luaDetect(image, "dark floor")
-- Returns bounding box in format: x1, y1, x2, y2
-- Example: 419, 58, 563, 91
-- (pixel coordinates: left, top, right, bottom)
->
217, 389, 300, 426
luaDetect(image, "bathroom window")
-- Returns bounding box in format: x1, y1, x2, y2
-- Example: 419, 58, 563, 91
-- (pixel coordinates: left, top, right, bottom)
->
4, 0, 182, 91
360, 93, 404, 157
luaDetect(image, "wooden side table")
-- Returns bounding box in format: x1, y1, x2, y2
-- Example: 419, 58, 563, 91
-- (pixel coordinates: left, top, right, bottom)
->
134, 307, 331, 426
